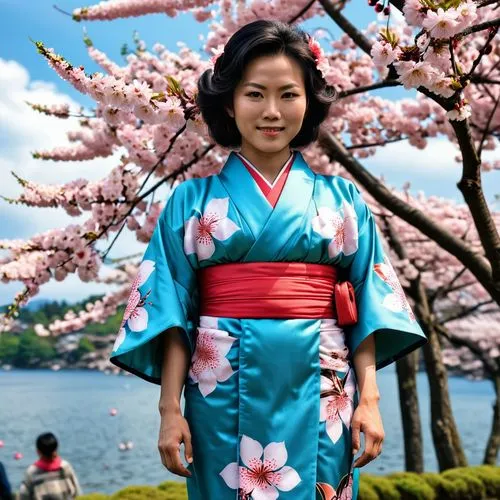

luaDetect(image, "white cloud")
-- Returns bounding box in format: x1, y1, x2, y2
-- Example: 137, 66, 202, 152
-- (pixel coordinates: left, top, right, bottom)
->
364, 137, 500, 204
0, 58, 144, 304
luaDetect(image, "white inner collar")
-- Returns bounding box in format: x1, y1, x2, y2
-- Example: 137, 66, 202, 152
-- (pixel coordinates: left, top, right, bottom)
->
237, 152, 293, 188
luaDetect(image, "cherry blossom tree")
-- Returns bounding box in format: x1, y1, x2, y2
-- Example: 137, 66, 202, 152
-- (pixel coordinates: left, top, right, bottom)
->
1, 0, 499, 471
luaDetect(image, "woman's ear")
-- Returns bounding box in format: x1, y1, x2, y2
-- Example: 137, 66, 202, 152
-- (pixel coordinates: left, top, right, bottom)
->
225, 105, 234, 119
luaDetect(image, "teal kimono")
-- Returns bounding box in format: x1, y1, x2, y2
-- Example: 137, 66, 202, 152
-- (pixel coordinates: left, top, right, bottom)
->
110, 150, 427, 499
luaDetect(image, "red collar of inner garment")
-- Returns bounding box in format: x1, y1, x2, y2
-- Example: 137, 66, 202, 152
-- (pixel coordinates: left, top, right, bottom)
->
236, 152, 295, 208
34, 456, 62, 471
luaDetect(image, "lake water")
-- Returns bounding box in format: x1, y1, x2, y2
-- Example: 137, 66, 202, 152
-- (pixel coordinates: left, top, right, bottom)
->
0, 367, 496, 495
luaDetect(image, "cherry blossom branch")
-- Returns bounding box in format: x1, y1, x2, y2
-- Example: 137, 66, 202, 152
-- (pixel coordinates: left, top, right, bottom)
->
450, 118, 500, 283
456, 18, 500, 39
465, 26, 499, 81
288, 0, 316, 24
478, 92, 500, 157
317, 128, 500, 305
318, 0, 372, 55
346, 136, 408, 150
320, 0, 500, 296
337, 79, 401, 99
440, 300, 496, 324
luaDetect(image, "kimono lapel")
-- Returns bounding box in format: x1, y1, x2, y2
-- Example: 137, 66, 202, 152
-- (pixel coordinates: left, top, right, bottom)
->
217, 151, 273, 239
244, 151, 316, 261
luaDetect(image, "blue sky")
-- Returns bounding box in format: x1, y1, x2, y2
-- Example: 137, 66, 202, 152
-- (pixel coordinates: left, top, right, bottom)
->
0, 1, 498, 304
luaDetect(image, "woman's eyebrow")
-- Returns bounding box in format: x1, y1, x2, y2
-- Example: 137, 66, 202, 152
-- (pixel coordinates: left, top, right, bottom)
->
243, 82, 300, 90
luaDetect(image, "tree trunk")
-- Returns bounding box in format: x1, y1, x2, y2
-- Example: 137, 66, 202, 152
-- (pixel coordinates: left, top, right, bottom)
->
396, 350, 424, 472
422, 325, 468, 470
483, 373, 500, 464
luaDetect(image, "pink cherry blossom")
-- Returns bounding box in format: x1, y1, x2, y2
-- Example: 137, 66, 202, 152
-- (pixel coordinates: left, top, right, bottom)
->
320, 369, 356, 444
184, 198, 240, 260
394, 61, 434, 90
188, 316, 236, 397
312, 201, 358, 258
220, 435, 301, 498
422, 8, 461, 39
370, 41, 401, 68
456, 0, 478, 31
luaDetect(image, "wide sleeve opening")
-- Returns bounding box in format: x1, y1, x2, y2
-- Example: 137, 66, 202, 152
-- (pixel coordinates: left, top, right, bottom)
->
343, 183, 427, 371
109, 198, 198, 385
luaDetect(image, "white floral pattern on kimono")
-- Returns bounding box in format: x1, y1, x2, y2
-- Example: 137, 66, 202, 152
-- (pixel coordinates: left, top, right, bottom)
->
374, 255, 416, 322
319, 319, 350, 373
220, 435, 301, 499
312, 201, 358, 258
184, 197, 240, 260
188, 316, 237, 397
320, 369, 356, 445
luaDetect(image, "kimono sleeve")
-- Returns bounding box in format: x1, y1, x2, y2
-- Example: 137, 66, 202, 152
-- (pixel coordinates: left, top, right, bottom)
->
344, 183, 427, 371
109, 191, 198, 385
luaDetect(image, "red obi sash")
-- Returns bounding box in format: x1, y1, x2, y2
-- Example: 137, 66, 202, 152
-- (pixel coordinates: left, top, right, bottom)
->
197, 262, 358, 325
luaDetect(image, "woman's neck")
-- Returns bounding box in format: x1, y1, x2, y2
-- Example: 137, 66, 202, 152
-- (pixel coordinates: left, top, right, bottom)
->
238, 147, 292, 184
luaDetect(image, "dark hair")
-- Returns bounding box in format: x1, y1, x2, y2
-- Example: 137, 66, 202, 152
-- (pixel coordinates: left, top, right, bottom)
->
196, 19, 337, 149
36, 433, 58, 458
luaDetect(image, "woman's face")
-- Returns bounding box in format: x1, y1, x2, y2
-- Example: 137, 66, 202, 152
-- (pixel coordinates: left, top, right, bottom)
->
226, 54, 308, 156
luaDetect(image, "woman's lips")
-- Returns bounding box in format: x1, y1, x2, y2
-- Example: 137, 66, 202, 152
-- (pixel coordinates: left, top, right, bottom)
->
258, 127, 284, 136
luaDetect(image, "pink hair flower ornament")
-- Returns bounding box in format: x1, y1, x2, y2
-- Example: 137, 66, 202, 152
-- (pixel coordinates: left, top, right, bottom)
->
209, 44, 225, 69
308, 35, 330, 80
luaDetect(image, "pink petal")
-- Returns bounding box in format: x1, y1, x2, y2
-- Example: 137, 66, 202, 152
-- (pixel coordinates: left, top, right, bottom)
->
344, 370, 357, 399
275, 465, 301, 491
197, 236, 215, 261
137, 259, 155, 286
320, 375, 333, 392
382, 293, 404, 312
204, 197, 229, 219
214, 331, 236, 357
198, 369, 218, 398
240, 435, 263, 468
326, 416, 343, 444
127, 307, 148, 332
263, 441, 287, 470
319, 397, 330, 422
112, 328, 126, 352
251, 484, 279, 500
339, 401, 354, 429
183, 217, 200, 255
219, 461, 239, 489
199, 315, 218, 329
342, 201, 358, 256
212, 217, 240, 241
213, 357, 234, 382
328, 238, 343, 258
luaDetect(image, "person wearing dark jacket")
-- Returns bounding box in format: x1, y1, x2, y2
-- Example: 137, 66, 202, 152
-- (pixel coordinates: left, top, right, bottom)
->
0, 461, 13, 500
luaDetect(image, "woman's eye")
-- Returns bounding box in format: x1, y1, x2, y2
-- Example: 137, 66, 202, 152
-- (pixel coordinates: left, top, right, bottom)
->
245, 92, 298, 98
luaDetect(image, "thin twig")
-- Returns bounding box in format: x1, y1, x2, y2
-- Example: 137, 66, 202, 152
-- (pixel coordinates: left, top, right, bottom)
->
288, 0, 316, 25
478, 92, 500, 157
338, 79, 401, 99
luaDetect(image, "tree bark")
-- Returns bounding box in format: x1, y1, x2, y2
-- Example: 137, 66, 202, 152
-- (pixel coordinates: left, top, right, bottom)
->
396, 351, 425, 472
421, 324, 468, 470
483, 373, 500, 464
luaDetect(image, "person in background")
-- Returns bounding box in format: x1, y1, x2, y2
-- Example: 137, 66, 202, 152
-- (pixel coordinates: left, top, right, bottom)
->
19, 433, 82, 500
0, 461, 13, 500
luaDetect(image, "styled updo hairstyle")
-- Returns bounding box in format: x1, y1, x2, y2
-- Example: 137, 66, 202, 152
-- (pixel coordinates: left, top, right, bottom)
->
196, 19, 337, 149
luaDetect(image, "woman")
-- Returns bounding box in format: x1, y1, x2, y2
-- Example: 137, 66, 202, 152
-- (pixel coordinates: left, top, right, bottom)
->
110, 19, 427, 500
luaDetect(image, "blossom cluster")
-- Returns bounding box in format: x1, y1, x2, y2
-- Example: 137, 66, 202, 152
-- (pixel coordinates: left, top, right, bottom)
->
370, 0, 494, 121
